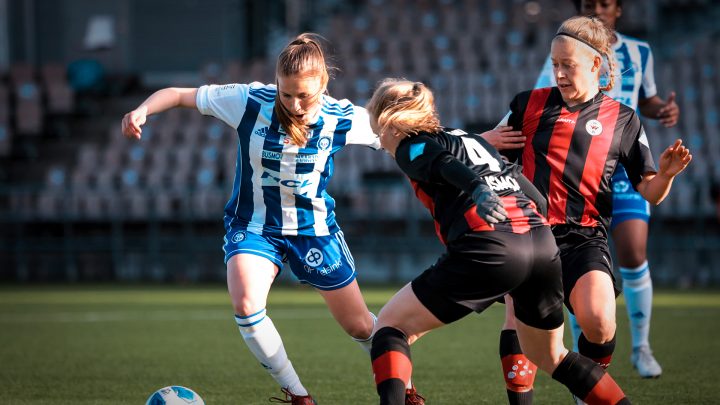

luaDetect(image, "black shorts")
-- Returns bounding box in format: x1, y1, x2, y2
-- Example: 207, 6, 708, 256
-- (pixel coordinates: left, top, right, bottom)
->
411, 226, 564, 330
551, 225, 620, 314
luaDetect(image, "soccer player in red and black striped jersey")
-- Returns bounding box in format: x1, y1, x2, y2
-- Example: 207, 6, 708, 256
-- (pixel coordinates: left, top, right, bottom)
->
364, 78, 634, 405
487, 16, 691, 405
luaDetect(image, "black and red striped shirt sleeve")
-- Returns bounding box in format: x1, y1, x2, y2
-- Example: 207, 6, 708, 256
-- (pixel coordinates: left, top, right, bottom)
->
501, 92, 528, 164
618, 110, 657, 189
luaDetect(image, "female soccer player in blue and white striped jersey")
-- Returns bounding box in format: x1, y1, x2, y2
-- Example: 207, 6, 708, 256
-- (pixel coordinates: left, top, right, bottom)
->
122, 33, 379, 405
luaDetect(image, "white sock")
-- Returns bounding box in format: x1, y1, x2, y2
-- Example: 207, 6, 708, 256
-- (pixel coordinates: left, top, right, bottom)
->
567, 310, 582, 352
235, 310, 308, 396
351, 311, 377, 354
620, 261, 652, 349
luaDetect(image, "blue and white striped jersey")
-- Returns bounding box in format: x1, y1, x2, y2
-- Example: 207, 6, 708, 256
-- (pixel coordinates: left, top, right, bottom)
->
534, 33, 657, 109
196, 82, 379, 237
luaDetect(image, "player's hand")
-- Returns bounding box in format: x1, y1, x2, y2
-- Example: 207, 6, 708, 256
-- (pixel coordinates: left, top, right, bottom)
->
471, 183, 508, 224
122, 106, 148, 140
658, 139, 692, 178
657, 92, 679, 127
480, 126, 525, 150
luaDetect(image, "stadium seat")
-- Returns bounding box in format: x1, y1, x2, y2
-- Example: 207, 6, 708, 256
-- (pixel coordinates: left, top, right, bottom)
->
36, 166, 67, 218
41, 63, 75, 114
15, 82, 44, 135
0, 84, 9, 125
0, 123, 11, 156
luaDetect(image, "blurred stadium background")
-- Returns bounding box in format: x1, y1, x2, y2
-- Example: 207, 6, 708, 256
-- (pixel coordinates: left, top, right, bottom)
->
1, 0, 719, 287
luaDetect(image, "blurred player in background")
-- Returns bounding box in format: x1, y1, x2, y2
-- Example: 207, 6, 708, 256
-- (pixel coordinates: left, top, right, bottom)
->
365, 78, 633, 405
483, 15, 690, 404
122, 33, 381, 405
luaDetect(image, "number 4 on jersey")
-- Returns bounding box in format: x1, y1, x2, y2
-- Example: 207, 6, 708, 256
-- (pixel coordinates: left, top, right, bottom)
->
461, 137, 501, 172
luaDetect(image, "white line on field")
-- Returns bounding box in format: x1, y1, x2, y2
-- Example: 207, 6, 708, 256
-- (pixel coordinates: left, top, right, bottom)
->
0, 308, 333, 323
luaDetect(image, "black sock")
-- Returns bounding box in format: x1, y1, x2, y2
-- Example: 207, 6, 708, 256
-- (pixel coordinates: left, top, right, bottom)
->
371, 327, 412, 405
578, 333, 616, 368
552, 351, 630, 404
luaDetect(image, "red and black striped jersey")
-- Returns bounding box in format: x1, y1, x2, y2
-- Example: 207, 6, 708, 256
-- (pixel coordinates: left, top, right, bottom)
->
395, 128, 548, 245
503, 87, 656, 230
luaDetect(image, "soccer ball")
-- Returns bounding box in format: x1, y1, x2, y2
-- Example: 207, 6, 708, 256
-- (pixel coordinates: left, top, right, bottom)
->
145, 386, 205, 405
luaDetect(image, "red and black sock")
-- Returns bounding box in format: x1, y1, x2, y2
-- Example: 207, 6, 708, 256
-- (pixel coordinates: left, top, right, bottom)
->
578, 333, 616, 369
552, 351, 630, 404
371, 327, 412, 405
499, 329, 537, 405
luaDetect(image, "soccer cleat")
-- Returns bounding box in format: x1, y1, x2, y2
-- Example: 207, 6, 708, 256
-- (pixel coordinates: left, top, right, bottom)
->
632, 346, 662, 378
269, 387, 317, 405
405, 385, 426, 405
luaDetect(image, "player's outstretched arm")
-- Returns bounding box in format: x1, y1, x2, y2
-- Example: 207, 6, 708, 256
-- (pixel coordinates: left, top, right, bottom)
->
121, 88, 198, 140
636, 139, 692, 205
639, 92, 680, 128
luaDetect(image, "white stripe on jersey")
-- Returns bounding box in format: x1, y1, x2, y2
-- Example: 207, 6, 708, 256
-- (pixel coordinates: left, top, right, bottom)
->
197, 82, 378, 236
247, 121, 268, 235
280, 141, 301, 236
310, 119, 339, 236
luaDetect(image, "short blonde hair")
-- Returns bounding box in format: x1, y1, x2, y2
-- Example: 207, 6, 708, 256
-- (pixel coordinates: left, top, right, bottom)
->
365, 79, 441, 137
554, 16, 617, 92
275, 33, 330, 146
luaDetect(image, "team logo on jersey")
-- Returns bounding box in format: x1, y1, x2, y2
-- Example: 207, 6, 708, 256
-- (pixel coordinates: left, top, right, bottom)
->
231, 231, 246, 243
613, 180, 630, 193
317, 136, 332, 151
305, 248, 324, 267
254, 127, 270, 138
585, 119, 603, 136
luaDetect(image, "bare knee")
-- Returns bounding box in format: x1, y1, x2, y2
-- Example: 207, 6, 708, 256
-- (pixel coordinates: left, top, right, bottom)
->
617, 248, 647, 268
577, 314, 616, 342
231, 294, 263, 316
343, 313, 375, 340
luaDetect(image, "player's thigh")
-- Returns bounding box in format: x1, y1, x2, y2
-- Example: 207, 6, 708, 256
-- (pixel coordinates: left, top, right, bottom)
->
376, 283, 445, 343
611, 219, 648, 267
316, 279, 373, 338
554, 226, 618, 314
610, 169, 650, 266
227, 253, 279, 315
568, 270, 617, 340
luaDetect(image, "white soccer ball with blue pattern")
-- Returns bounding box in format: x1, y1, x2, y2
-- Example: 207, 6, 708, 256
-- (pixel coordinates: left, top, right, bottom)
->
145, 386, 205, 405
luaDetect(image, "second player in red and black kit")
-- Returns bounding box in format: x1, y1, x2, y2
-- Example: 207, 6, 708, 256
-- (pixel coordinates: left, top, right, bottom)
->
500, 86, 655, 312
502, 87, 655, 231
365, 78, 633, 405
399, 127, 548, 243
491, 17, 690, 405
395, 127, 559, 324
